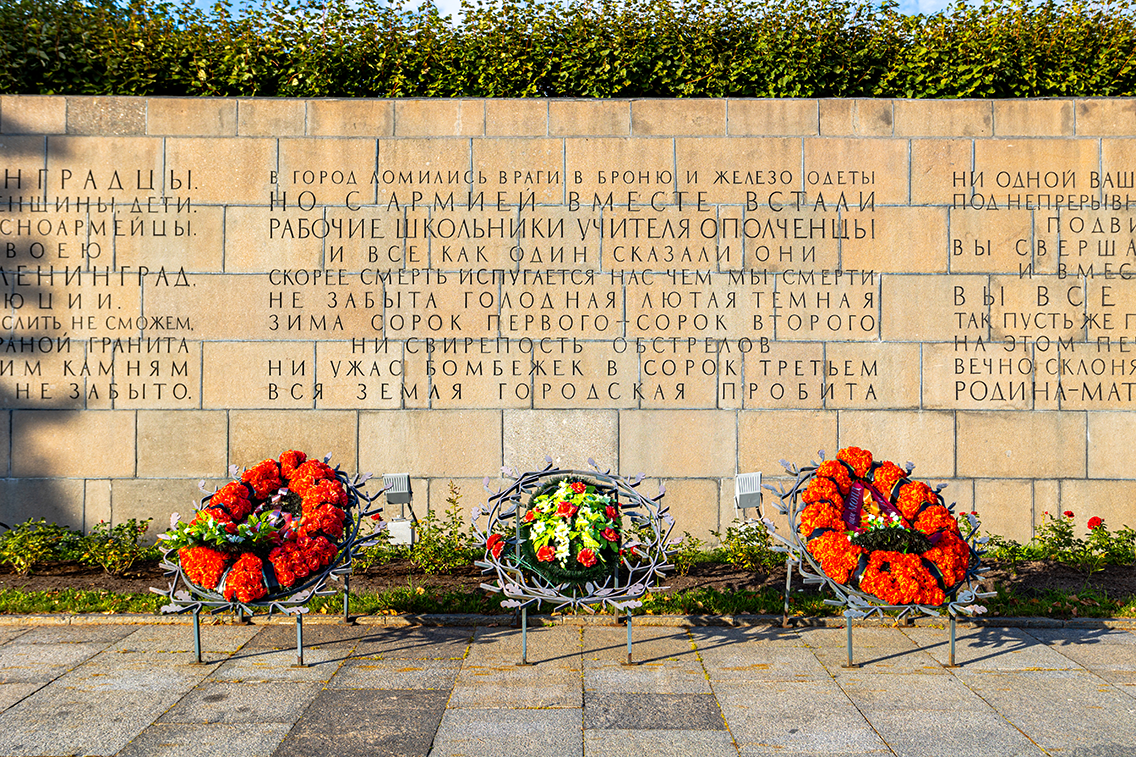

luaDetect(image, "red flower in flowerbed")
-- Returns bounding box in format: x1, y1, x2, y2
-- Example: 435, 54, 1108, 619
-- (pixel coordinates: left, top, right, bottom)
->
796, 446, 975, 606
161, 450, 357, 601
1088, 516, 1104, 530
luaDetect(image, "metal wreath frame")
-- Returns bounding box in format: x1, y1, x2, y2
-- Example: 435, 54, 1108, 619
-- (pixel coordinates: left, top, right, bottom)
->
153, 456, 385, 664
473, 458, 675, 615
764, 451, 995, 666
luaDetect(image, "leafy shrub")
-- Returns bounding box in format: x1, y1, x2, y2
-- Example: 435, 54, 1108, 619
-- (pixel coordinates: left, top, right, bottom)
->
0, 519, 84, 575
3, 0, 1136, 98
712, 522, 783, 573
410, 481, 478, 574
78, 519, 159, 575
351, 526, 411, 571
978, 511, 1136, 573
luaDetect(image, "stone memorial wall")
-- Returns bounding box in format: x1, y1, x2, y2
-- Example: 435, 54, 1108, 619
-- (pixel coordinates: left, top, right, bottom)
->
1, 95, 1135, 542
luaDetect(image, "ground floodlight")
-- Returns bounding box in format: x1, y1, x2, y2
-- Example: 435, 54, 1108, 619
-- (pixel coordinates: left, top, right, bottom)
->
734, 471, 762, 519
383, 473, 412, 505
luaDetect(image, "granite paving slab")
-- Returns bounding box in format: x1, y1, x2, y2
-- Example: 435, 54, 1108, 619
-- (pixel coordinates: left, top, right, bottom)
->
0, 685, 190, 756
812, 644, 949, 676
11, 625, 133, 645
583, 692, 726, 730
111, 624, 261, 654
349, 626, 474, 660
905, 628, 1079, 670
584, 626, 696, 662
955, 669, 1136, 755
837, 671, 993, 711
583, 728, 737, 756
329, 658, 463, 690
210, 647, 348, 682
715, 680, 887, 754
696, 645, 830, 683
449, 659, 583, 708
157, 681, 325, 724
0, 682, 42, 712
583, 659, 712, 694
0, 641, 111, 683
468, 625, 581, 666
245, 623, 369, 650
860, 708, 1042, 757
430, 707, 584, 757
117, 723, 295, 757
275, 689, 449, 757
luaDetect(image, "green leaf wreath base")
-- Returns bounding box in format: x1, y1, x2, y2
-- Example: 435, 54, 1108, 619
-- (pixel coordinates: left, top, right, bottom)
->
474, 459, 675, 613
153, 455, 385, 618
765, 450, 995, 621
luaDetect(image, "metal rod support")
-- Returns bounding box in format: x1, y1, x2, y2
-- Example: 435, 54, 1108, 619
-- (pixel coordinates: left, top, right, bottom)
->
519, 607, 530, 666
293, 613, 307, 668
946, 614, 960, 668
842, 621, 859, 668
782, 557, 793, 627
625, 612, 633, 666
192, 610, 202, 664
343, 574, 351, 623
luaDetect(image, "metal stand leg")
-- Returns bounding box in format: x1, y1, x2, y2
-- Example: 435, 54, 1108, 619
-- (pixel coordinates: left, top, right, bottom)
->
622, 612, 634, 666
343, 574, 352, 624
518, 606, 532, 666
945, 614, 960, 668
192, 610, 202, 664
293, 613, 306, 668
782, 558, 793, 627
842, 620, 859, 668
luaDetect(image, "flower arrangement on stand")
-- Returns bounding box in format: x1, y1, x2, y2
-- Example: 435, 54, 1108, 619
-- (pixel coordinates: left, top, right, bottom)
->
474, 459, 674, 614
154, 450, 384, 616
766, 446, 993, 620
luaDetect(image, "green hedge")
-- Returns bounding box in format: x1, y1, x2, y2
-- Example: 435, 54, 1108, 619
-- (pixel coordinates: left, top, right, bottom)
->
2, 0, 1135, 98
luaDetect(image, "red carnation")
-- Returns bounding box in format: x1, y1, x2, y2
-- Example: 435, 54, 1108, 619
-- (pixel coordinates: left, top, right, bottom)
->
536, 545, 555, 562
487, 533, 505, 559
570, 481, 587, 494
601, 528, 619, 542
1088, 516, 1103, 530
576, 548, 597, 567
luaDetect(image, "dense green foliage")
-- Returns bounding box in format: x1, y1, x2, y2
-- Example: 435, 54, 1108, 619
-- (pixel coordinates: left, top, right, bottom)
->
2, 0, 1134, 97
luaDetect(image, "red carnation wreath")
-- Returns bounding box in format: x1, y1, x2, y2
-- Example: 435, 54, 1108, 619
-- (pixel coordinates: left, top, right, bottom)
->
796, 446, 974, 607
161, 450, 358, 604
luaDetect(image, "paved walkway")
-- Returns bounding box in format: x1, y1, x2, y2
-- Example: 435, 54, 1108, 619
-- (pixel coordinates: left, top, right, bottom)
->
0, 617, 1132, 756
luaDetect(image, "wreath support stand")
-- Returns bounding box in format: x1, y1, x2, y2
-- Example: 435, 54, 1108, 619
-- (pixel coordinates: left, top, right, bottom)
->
475, 460, 674, 668
764, 449, 994, 670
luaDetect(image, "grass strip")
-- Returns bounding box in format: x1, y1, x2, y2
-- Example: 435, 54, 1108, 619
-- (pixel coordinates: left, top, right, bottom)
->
0, 584, 1132, 619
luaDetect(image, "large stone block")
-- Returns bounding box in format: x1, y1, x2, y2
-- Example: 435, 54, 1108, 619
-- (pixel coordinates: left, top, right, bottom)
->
12, 410, 135, 477
803, 137, 909, 204
66, 96, 145, 135
738, 409, 838, 476
307, 100, 394, 137
0, 478, 85, 530
728, 99, 819, 136
229, 409, 359, 471
502, 409, 618, 473
110, 478, 198, 540
973, 479, 1033, 543
164, 137, 275, 204
894, 100, 993, 137
359, 409, 502, 477
136, 410, 228, 478
0, 95, 66, 134
147, 98, 237, 136
1058, 480, 1136, 533
993, 100, 1075, 137
956, 411, 1086, 478
1075, 99, 1136, 137
836, 410, 956, 479
549, 100, 630, 136
394, 100, 484, 137
485, 99, 549, 137
647, 477, 719, 542
619, 410, 735, 477
819, 99, 893, 137
237, 99, 305, 137
631, 100, 726, 136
